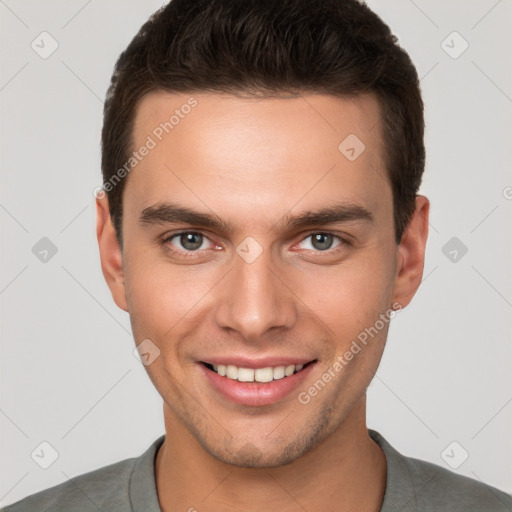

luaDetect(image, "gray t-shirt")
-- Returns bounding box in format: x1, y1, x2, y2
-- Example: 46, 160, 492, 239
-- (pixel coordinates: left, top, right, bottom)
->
2, 429, 511, 511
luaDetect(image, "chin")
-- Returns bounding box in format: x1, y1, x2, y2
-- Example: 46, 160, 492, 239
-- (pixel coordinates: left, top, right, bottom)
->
208, 442, 302, 468
202, 414, 334, 469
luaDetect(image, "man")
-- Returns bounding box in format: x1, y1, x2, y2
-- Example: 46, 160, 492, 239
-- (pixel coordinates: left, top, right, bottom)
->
3, 0, 511, 510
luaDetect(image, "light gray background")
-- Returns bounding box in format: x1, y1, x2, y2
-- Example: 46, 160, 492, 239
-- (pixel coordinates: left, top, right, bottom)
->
1, 0, 511, 506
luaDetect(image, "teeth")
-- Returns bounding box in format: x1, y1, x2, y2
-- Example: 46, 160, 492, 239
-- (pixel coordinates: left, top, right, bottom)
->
285, 365, 295, 377
273, 366, 285, 380
226, 365, 238, 379
238, 367, 255, 382
209, 362, 307, 382
255, 367, 273, 382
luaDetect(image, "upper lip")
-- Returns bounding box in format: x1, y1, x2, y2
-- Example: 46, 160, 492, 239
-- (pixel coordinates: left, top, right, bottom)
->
200, 356, 317, 369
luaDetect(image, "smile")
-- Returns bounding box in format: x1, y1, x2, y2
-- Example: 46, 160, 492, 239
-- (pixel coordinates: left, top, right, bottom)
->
199, 359, 318, 406
202, 362, 311, 382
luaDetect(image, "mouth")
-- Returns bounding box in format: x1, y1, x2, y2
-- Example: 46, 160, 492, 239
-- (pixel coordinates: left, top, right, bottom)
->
198, 359, 318, 406
201, 361, 316, 383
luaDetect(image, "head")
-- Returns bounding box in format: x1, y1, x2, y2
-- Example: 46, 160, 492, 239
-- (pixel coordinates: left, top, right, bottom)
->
97, 0, 429, 467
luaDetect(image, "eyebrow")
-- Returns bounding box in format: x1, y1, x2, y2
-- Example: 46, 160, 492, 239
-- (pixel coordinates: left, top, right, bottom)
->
139, 200, 374, 233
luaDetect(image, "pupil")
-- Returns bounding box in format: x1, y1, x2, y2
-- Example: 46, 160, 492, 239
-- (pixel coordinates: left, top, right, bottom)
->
181, 233, 202, 250
313, 233, 332, 251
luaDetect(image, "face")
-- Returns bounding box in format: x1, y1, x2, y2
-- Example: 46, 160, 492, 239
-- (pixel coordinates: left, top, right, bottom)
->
97, 91, 428, 467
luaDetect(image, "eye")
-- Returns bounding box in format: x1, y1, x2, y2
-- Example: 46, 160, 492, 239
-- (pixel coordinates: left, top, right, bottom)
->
163, 231, 213, 256
297, 232, 348, 252
161, 230, 351, 260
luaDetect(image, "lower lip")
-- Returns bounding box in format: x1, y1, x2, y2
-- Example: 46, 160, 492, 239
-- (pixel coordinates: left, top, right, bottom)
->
198, 362, 316, 407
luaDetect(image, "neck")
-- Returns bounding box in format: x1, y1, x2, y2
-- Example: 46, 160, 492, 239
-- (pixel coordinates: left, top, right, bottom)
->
155, 396, 386, 512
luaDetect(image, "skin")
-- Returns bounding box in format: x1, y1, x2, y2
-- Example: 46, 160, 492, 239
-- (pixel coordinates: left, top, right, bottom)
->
96, 91, 429, 511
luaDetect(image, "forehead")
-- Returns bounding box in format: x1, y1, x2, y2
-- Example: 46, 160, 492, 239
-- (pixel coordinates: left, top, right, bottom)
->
133, 90, 384, 155
125, 91, 390, 232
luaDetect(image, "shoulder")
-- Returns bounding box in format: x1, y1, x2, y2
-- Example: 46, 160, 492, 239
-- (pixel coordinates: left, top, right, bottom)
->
1, 436, 164, 512
404, 453, 512, 510
1, 457, 135, 512
369, 430, 512, 512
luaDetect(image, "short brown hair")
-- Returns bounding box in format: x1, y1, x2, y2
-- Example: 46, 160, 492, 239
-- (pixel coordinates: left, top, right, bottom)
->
101, 0, 425, 246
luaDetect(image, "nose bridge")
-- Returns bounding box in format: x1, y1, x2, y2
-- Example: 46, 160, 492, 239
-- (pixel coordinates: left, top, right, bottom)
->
214, 241, 296, 339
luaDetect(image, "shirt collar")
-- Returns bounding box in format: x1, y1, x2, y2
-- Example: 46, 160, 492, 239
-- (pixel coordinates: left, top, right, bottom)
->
129, 434, 165, 512
369, 429, 424, 511
131, 430, 422, 512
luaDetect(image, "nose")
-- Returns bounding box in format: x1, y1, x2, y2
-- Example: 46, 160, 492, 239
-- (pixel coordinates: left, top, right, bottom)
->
213, 244, 298, 341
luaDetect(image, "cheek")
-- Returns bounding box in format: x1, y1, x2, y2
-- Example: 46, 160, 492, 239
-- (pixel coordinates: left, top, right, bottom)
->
123, 251, 213, 341
301, 256, 395, 331
123, 250, 174, 338
123, 234, 396, 345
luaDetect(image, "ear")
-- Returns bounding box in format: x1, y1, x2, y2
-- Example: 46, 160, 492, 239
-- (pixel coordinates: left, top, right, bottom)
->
392, 195, 430, 309
96, 193, 128, 312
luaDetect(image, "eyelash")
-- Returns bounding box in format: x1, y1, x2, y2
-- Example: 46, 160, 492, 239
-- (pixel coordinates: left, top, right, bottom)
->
161, 231, 352, 259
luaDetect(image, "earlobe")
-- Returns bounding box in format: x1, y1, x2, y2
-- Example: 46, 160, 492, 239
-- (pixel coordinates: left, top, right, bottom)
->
96, 194, 129, 312
392, 195, 430, 309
